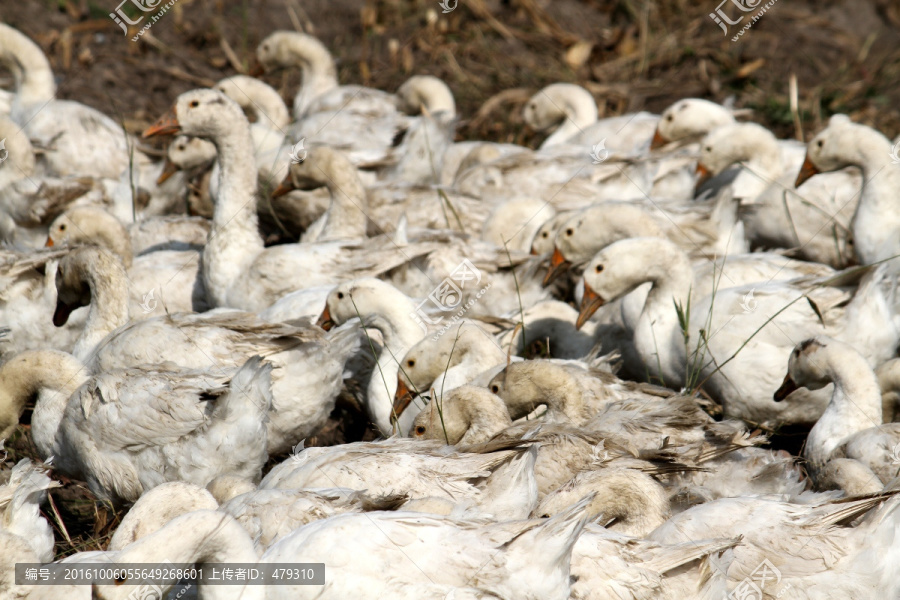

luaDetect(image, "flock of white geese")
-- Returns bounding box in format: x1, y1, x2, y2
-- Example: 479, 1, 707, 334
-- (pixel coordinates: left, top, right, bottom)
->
1, 21, 900, 600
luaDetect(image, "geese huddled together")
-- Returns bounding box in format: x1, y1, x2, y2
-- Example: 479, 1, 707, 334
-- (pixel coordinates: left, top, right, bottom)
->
1, 22, 900, 600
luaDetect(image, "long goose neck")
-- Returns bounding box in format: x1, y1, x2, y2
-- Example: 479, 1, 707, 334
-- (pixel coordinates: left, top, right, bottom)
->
106, 511, 263, 600
1, 26, 56, 106
0, 351, 87, 454
72, 253, 130, 361
806, 344, 883, 466
732, 125, 782, 178
202, 118, 263, 307
318, 153, 368, 240
287, 36, 338, 117
541, 85, 598, 148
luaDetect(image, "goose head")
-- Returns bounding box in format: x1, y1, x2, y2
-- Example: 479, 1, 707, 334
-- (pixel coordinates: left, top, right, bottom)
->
214, 75, 290, 129
773, 337, 833, 400
409, 384, 512, 445
396, 75, 457, 117
157, 134, 217, 185
317, 278, 421, 343
548, 204, 666, 286
795, 114, 886, 186
254, 31, 336, 77
650, 98, 736, 149
577, 237, 687, 330
46, 206, 133, 267
0, 117, 35, 187
694, 122, 780, 191
394, 322, 503, 415
273, 147, 354, 196
530, 211, 573, 256
488, 360, 587, 422
143, 89, 247, 145
482, 198, 556, 254
522, 83, 597, 134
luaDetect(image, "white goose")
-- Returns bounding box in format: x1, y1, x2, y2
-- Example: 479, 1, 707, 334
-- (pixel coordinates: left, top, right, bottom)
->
254, 31, 398, 119
0, 117, 102, 248
523, 83, 657, 154
650, 492, 900, 599
0, 350, 271, 505
795, 114, 900, 265
54, 246, 362, 455
261, 437, 537, 519
92, 498, 591, 600
696, 121, 860, 267
316, 277, 427, 435
775, 336, 900, 486
0, 247, 87, 357
393, 321, 508, 417
142, 89, 436, 312
0, 458, 58, 565
0, 23, 143, 180
47, 207, 209, 317
576, 236, 898, 426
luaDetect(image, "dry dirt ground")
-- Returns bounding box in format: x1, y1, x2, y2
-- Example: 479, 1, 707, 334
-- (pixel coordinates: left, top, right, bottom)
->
2, 0, 900, 558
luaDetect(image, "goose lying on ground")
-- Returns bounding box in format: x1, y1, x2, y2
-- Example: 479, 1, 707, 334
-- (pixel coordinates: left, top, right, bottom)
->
775, 336, 900, 487
576, 236, 899, 426
0, 351, 272, 505
53, 246, 362, 455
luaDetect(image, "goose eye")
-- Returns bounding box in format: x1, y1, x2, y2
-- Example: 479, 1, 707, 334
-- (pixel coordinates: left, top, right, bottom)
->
114, 575, 126, 585
190, 100, 199, 108
704, 146, 712, 153
407, 359, 415, 367
816, 140, 824, 148
666, 114, 673, 121
337, 292, 344, 299
541, 232, 548, 238
415, 426, 426, 435
59, 224, 66, 231
595, 264, 604, 273
490, 384, 500, 394
565, 228, 573, 236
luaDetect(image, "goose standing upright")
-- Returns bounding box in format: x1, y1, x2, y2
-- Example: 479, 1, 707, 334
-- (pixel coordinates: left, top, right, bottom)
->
796, 114, 900, 265
143, 89, 432, 312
